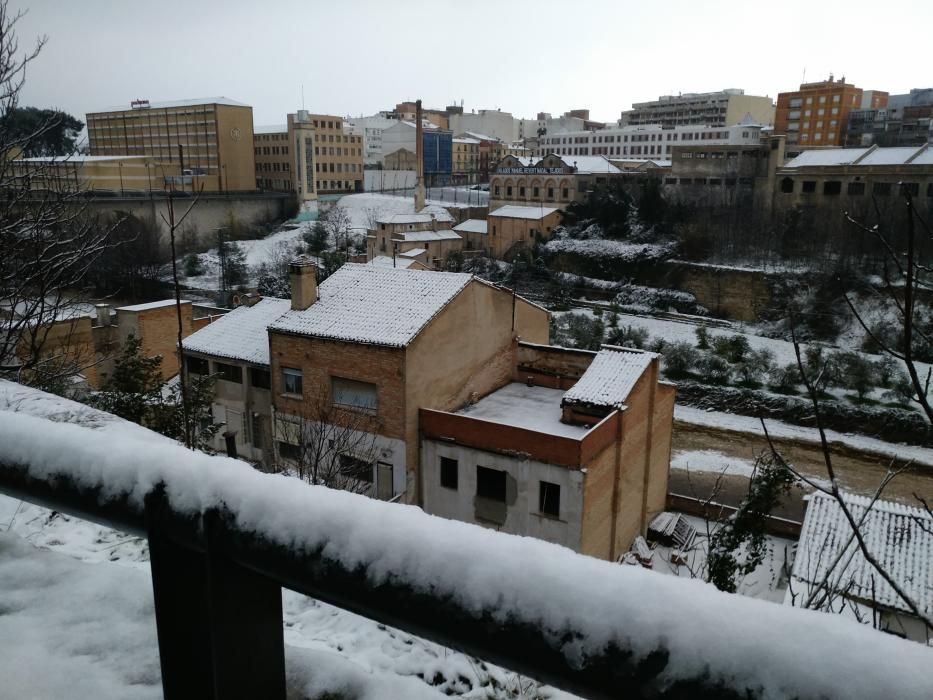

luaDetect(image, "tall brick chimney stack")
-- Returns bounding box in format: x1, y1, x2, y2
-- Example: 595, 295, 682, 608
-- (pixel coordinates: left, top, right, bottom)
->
415, 99, 426, 211
289, 256, 318, 311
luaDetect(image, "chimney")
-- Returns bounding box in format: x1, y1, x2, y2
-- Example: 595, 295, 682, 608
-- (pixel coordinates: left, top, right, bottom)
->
414, 99, 426, 211
289, 256, 318, 311
95, 303, 111, 327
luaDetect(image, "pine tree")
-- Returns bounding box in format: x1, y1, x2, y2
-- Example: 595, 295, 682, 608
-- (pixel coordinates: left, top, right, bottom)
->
91, 335, 162, 423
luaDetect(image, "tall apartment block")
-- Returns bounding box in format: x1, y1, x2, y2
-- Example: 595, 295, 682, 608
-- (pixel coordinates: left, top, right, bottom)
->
86, 97, 256, 192
619, 89, 775, 128
774, 76, 888, 148
254, 111, 363, 199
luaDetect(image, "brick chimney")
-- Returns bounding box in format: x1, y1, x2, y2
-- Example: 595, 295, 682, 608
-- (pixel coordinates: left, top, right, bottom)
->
95, 303, 111, 327
289, 256, 318, 311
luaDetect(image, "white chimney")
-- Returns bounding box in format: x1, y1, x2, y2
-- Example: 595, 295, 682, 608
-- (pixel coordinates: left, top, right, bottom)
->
95, 303, 111, 327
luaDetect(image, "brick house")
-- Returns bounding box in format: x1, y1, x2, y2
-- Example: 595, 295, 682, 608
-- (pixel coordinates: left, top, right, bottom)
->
180, 259, 675, 558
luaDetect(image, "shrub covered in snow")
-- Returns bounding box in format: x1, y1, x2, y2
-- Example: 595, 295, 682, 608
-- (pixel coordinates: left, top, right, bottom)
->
613, 284, 707, 315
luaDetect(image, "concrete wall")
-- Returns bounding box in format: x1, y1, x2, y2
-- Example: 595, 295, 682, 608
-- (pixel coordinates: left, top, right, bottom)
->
81, 193, 292, 253
421, 438, 584, 549
664, 261, 774, 321
487, 210, 562, 259
116, 302, 193, 381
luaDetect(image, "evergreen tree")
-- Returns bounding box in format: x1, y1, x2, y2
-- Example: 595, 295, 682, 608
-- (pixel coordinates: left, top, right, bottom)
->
91, 335, 162, 423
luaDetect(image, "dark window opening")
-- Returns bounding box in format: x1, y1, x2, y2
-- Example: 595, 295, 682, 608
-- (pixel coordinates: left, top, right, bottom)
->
539, 481, 560, 517
824, 181, 842, 195
780, 177, 794, 193
476, 466, 506, 502
186, 356, 209, 375
802, 180, 817, 193
873, 182, 892, 196
440, 457, 458, 490
847, 181, 866, 195
282, 367, 303, 396
215, 362, 242, 384
901, 182, 919, 197
249, 367, 271, 390
278, 441, 300, 461
339, 453, 372, 483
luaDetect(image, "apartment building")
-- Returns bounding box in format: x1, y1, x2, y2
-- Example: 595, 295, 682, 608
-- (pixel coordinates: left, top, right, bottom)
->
448, 109, 518, 143
86, 97, 256, 192
452, 136, 481, 184
847, 88, 933, 147
345, 114, 400, 165
180, 260, 674, 558
309, 113, 363, 195
538, 123, 765, 160
775, 76, 887, 147
620, 89, 775, 129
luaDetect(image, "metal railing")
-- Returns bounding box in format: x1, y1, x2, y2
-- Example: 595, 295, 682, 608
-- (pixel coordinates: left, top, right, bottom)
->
0, 459, 748, 700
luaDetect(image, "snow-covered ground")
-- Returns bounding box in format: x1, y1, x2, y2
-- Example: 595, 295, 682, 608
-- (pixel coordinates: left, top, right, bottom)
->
675, 405, 933, 468
645, 513, 795, 603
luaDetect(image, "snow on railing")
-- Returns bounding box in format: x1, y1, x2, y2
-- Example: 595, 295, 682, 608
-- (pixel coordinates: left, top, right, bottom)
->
0, 379, 931, 699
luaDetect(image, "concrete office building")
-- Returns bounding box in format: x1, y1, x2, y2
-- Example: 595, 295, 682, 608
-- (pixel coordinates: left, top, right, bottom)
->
86, 97, 256, 192
620, 89, 775, 129
449, 109, 519, 143
346, 114, 401, 166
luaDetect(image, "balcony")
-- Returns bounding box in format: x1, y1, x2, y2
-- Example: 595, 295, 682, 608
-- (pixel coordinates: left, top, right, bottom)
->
0, 380, 930, 699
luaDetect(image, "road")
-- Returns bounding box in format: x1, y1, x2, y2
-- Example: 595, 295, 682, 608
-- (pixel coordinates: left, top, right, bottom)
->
670, 420, 933, 521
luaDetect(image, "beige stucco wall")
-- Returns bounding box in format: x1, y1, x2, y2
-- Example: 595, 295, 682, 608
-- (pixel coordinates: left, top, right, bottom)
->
487, 210, 561, 258
405, 282, 522, 502
214, 104, 258, 191
513, 298, 549, 344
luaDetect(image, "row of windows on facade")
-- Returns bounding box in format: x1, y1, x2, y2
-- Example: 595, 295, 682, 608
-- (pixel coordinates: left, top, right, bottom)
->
92, 107, 218, 119
188, 358, 378, 411
663, 176, 755, 187
256, 146, 290, 156
786, 107, 841, 119
258, 161, 289, 173
780, 179, 933, 197
259, 178, 292, 191
679, 150, 766, 160
440, 457, 561, 518
315, 146, 362, 157
494, 184, 569, 200
786, 93, 853, 108
548, 144, 674, 157
545, 130, 738, 146
91, 124, 219, 137
317, 180, 357, 191
315, 162, 361, 174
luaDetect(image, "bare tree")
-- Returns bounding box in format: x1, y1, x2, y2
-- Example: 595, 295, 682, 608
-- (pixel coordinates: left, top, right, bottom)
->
272, 383, 383, 496
0, 2, 117, 388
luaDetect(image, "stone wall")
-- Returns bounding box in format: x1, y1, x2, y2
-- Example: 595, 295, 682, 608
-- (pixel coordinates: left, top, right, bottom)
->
662, 261, 775, 321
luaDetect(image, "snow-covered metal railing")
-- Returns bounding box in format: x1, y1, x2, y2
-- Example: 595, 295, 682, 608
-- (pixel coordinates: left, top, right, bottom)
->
0, 380, 931, 700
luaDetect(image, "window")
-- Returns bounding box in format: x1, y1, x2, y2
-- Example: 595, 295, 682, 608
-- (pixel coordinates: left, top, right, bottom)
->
476, 466, 506, 502
823, 181, 842, 195
281, 367, 303, 396
331, 376, 377, 411
539, 481, 560, 517
506, 185, 512, 197
278, 441, 300, 461
532, 186, 539, 197
250, 367, 271, 389
873, 182, 892, 196
900, 182, 919, 197
547, 187, 554, 199
847, 181, 866, 196
186, 356, 209, 375
802, 181, 817, 193
562, 187, 569, 198
215, 362, 242, 383
440, 457, 458, 490
339, 453, 373, 483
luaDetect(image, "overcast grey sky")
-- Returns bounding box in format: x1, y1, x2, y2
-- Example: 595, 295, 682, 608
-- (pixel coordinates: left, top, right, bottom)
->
17, 0, 933, 127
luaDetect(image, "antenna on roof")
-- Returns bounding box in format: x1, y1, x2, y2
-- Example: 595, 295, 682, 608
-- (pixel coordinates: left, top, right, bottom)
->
301, 84, 305, 111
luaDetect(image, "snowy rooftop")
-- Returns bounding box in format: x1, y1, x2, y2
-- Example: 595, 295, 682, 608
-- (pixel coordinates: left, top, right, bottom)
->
369, 255, 420, 269
458, 383, 588, 439
181, 298, 291, 366
783, 144, 933, 168
453, 137, 481, 144
90, 96, 249, 113
419, 205, 455, 223
792, 491, 933, 616
559, 155, 622, 175
453, 219, 488, 234
254, 123, 287, 135
268, 264, 472, 347
398, 248, 427, 257
489, 205, 559, 220
377, 213, 434, 225
393, 230, 461, 242
117, 299, 190, 313
461, 131, 500, 142
562, 346, 655, 408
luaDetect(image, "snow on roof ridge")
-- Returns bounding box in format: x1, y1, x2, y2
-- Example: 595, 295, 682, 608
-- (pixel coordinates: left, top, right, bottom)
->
562, 346, 656, 408
118, 299, 190, 312
90, 96, 249, 113
268, 263, 473, 347
181, 297, 290, 366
